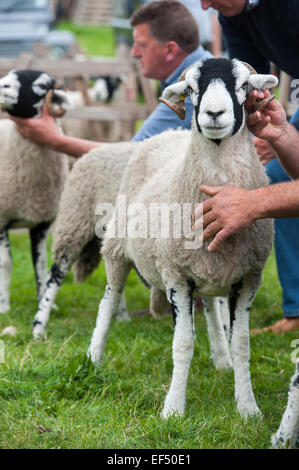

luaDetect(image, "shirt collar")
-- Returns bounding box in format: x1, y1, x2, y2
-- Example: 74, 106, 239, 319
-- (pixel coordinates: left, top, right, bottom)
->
247, 0, 260, 10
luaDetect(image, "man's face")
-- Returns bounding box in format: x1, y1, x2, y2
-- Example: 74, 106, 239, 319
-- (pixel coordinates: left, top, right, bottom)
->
200, 0, 247, 16
131, 23, 169, 80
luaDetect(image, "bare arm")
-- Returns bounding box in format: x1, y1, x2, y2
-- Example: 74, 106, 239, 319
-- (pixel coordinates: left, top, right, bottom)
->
9, 106, 104, 158
193, 182, 299, 251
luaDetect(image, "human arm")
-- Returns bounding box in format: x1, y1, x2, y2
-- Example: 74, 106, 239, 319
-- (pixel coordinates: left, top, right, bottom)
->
9, 106, 104, 158
192, 182, 299, 252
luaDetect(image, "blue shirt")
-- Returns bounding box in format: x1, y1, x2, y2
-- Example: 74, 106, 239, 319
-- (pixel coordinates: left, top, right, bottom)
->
132, 45, 213, 142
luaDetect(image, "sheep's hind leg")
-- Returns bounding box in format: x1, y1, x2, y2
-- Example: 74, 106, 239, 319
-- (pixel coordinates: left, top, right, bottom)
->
203, 297, 232, 370
229, 274, 261, 417
87, 258, 131, 366
30, 222, 51, 305
272, 359, 299, 448
32, 256, 71, 339
162, 283, 195, 418
0, 229, 12, 313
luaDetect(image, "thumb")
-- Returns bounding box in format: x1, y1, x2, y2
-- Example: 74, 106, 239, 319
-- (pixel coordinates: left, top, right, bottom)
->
41, 105, 54, 120
200, 185, 224, 196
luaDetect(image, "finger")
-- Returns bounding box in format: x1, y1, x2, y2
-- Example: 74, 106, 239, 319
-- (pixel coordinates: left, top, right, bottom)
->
193, 213, 217, 232
202, 220, 222, 241
207, 228, 231, 251
200, 185, 224, 197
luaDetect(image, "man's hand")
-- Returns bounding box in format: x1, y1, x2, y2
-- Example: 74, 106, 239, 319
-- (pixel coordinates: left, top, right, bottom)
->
192, 185, 257, 251
246, 89, 287, 142
8, 105, 62, 148
253, 136, 276, 166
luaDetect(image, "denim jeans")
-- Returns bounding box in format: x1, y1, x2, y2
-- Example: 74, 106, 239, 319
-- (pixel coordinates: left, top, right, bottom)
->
265, 107, 299, 318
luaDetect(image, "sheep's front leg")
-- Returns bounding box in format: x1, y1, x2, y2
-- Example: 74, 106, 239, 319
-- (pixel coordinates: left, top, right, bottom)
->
30, 222, 51, 304
87, 258, 131, 365
272, 360, 299, 448
0, 230, 12, 313
203, 297, 232, 370
162, 284, 195, 418
229, 274, 261, 417
32, 256, 71, 339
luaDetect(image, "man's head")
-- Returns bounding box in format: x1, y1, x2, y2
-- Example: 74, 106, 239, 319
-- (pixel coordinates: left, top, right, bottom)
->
130, 0, 199, 81
200, 0, 247, 17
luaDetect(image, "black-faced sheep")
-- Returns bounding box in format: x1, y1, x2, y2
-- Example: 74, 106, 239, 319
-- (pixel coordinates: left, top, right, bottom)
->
0, 69, 69, 313
87, 58, 277, 419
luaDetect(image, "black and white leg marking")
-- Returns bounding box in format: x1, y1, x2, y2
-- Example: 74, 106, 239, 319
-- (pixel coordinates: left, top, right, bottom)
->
203, 297, 232, 370
32, 256, 70, 339
0, 230, 12, 313
229, 275, 261, 417
87, 258, 131, 365
272, 359, 299, 448
162, 283, 195, 418
30, 222, 51, 304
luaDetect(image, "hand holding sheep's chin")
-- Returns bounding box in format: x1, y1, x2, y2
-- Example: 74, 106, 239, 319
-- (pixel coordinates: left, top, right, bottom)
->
8, 105, 62, 148
192, 185, 257, 251
246, 90, 287, 143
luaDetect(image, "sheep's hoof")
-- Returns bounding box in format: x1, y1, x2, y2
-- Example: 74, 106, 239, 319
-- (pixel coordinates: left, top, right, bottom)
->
32, 322, 46, 340
87, 344, 102, 366
115, 310, 130, 322
212, 355, 233, 370
161, 398, 185, 419
0, 301, 10, 314
236, 399, 261, 418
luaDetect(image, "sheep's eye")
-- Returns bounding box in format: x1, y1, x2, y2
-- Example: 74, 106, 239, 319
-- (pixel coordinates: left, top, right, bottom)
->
241, 81, 248, 90
187, 85, 193, 93
38, 84, 48, 90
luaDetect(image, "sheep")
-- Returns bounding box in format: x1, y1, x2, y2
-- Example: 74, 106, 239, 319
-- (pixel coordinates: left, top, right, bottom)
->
0, 69, 70, 314
31, 140, 139, 340
87, 58, 278, 419
272, 359, 299, 448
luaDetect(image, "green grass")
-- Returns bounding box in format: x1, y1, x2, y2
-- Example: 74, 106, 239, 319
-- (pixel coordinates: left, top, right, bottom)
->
0, 233, 298, 449
56, 21, 116, 57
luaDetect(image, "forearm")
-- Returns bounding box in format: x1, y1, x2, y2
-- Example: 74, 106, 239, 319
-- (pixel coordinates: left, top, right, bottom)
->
252, 181, 299, 219
266, 123, 299, 180
51, 133, 105, 158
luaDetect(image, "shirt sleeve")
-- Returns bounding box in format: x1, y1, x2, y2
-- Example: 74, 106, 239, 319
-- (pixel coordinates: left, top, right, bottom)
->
219, 13, 270, 74
132, 97, 194, 142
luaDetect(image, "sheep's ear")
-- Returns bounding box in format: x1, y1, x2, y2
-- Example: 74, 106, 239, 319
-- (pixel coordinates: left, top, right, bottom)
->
159, 81, 189, 120
248, 74, 279, 91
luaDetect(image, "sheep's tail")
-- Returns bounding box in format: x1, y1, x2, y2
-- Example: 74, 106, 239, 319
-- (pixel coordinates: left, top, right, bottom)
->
73, 237, 102, 283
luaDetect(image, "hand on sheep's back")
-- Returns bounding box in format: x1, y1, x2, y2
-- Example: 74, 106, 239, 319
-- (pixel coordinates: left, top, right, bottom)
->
192, 185, 257, 251
246, 89, 287, 142
8, 105, 62, 148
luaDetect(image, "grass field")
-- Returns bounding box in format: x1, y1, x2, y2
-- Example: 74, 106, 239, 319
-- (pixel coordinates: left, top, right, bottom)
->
0, 232, 298, 449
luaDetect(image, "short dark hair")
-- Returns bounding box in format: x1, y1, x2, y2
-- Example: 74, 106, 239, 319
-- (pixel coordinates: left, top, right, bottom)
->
130, 1, 199, 53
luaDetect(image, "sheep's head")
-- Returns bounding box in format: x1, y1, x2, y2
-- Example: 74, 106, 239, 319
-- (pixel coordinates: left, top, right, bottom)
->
160, 58, 278, 141
0, 69, 70, 119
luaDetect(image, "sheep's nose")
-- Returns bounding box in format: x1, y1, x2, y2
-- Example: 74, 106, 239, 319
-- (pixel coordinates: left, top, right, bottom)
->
207, 110, 224, 119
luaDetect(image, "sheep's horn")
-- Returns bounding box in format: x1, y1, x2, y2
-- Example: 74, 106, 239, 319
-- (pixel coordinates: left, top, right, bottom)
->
159, 96, 186, 121
159, 65, 193, 120
45, 80, 67, 118
241, 61, 257, 74
242, 61, 276, 112
252, 93, 275, 113
45, 89, 66, 118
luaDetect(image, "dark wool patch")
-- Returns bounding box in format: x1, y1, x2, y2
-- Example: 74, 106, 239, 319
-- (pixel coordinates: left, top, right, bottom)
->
193, 58, 244, 139
228, 279, 243, 339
